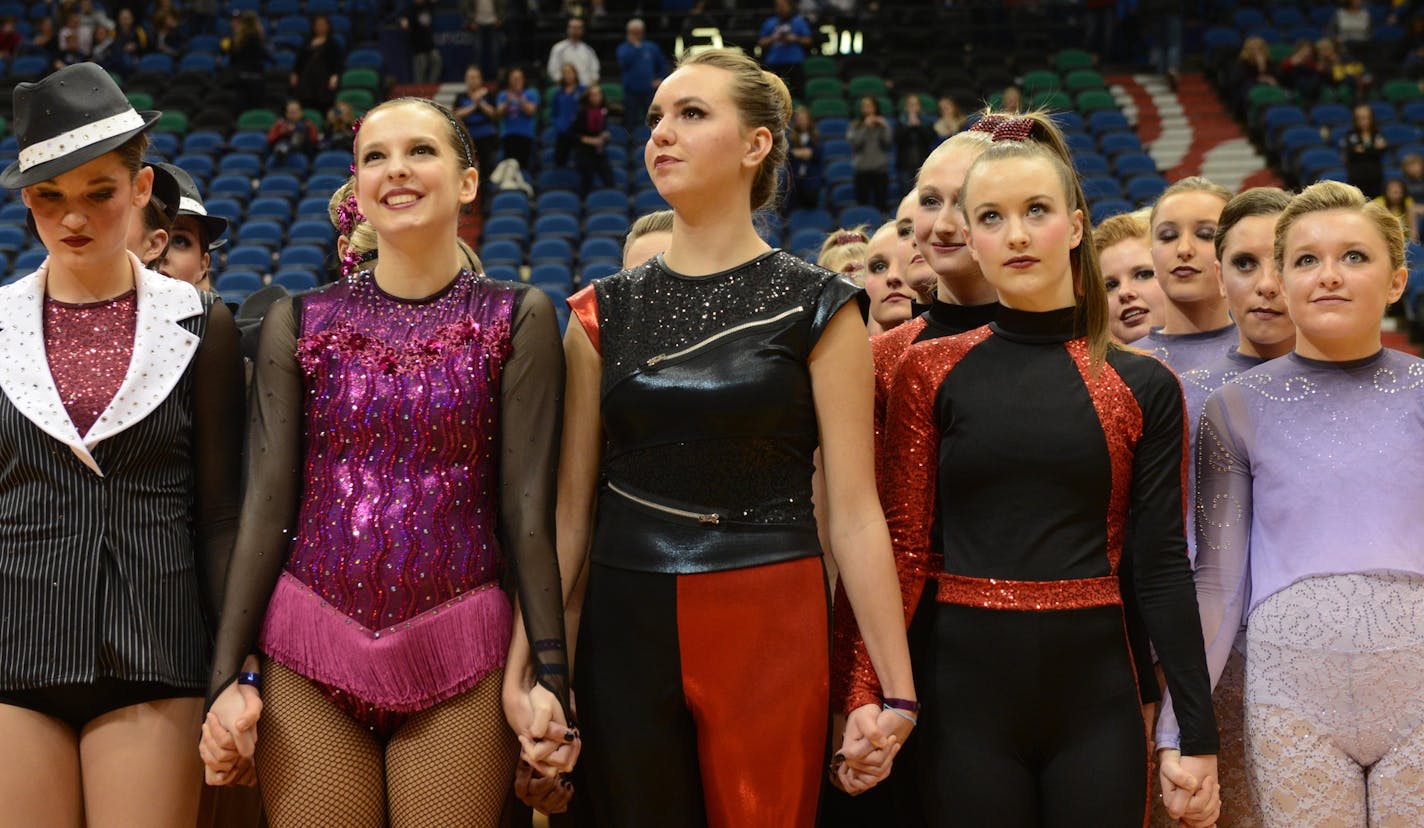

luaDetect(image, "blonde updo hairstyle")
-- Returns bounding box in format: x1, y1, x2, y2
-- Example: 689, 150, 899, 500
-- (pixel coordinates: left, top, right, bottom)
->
678, 47, 792, 212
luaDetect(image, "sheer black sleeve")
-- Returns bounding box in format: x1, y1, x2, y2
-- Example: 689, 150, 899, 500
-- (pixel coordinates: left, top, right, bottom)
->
500, 287, 571, 714
1122, 357, 1218, 756
192, 297, 245, 633
1117, 550, 1162, 705
206, 297, 304, 705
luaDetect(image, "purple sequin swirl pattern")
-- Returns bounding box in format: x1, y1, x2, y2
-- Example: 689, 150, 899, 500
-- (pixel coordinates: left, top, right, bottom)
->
285, 269, 514, 632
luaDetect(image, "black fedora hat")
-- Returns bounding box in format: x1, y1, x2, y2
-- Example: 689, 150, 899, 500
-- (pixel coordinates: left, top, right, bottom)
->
0, 63, 160, 189
147, 161, 181, 227
154, 162, 228, 249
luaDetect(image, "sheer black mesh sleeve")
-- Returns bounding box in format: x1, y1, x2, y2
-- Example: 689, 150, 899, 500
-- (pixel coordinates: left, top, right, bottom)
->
192, 297, 246, 633
207, 297, 304, 706
499, 287, 570, 715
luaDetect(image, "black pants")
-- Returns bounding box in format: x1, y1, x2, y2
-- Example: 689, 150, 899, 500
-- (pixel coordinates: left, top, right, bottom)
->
853, 170, 887, 210
922, 602, 1147, 827
574, 147, 614, 195
502, 134, 534, 172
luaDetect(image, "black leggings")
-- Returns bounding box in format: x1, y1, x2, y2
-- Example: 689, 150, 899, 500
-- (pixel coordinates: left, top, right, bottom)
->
921, 602, 1147, 827
0, 677, 196, 731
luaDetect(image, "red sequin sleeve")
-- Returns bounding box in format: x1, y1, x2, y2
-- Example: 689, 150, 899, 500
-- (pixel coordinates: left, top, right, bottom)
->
834, 335, 973, 712
566, 285, 600, 354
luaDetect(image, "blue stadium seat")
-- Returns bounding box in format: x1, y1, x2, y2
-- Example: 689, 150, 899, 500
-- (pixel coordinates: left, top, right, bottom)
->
1113, 153, 1157, 178
1097, 131, 1144, 157
1382, 123, 1421, 147
267, 0, 301, 15
1278, 126, 1326, 167
279, 245, 326, 271
484, 265, 520, 282
304, 174, 347, 197
1088, 111, 1130, 135
529, 263, 572, 290
1310, 104, 1352, 129
1126, 175, 1168, 205
822, 138, 853, 162
267, 152, 310, 175
480, 239, 524, 267
218, 270, 264, 294
259, 174, 304, 200
584, 212, 629, 239
1081, 176, 1125, 202
9, 55, 48, 78
529, 238, 573, 267
149, 133, 179, 159
230, 131, 270, 154
1263, 105, 1307, 145
218, 153, 263, 178
787, 209, 833, 234
490, 191, 531, 217
1051, 111, 1085, 133
839, 205, 882, 227
0, 224, 25, 253
581, 261, 622, 282
537, 168, 581, 192
1091, 198, 1134, 223
272, 269, 318, 291
346, 49, 383, 70
223, 248, 271, 273
634, 189, 667, 214
1074, 153, 1110, 176
276, 15, 312, 38
536, 190, 581, 216
296, 197, 331, 220
205, 197, 246, 226
238, 221, 285, 249
137, 53, 174, 74
824, 160, 855, 185
187, 34, 222, 54
534, 213, 580, 240
14, 248, 47, 273
828, 182, 858, 210
178, 53, 218, 74
0, 203, 27, 224
313, 150, 351, 176
1066, 132, 1097, 154
816, 117, 848, 137
1297, 147, 1341, 181
483, 215, 529, 242
174, 154, 216, 182
183, 131, 226, 155
287, 220, 334, 247
585, 189, 628, 215
789, 228, 828, 254
247, 197, 293, 222
579, 237, 622, 262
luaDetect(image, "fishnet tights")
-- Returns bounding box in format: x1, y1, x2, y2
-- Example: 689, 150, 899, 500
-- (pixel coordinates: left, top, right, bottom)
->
257, 660, 519, 828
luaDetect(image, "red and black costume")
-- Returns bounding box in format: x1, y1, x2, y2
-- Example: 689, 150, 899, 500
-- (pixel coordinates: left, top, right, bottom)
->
567, 250, 858, 827
844, 306, 1217, 825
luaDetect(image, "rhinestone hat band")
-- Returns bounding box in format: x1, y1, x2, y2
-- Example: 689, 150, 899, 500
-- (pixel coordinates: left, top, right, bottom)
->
17, 109, 145, 171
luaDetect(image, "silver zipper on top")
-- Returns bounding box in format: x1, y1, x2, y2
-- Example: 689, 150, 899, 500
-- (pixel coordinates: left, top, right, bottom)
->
644, 305, 805, 368
607, 481, 722, 525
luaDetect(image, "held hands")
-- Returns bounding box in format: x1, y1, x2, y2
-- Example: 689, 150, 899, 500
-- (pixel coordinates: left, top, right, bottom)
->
831, 703, 912, 795
199, 655, 264, 787
1158, 750, 1221, 828
502, 676, 580, 777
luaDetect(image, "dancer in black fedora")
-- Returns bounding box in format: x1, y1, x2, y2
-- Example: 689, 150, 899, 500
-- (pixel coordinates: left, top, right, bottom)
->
153, 161, 229, 292
0, 63, 244, 826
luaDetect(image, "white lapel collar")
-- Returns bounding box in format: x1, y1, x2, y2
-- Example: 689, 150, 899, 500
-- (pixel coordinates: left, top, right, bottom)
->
83, 253, 204, 450
0, 259, 100, 474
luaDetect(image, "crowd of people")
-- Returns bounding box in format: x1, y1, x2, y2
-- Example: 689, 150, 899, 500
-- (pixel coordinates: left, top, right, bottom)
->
0, 4, 1422, 828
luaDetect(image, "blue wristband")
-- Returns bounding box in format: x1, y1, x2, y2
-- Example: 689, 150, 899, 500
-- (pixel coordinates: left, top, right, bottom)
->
237, 671, 263, 693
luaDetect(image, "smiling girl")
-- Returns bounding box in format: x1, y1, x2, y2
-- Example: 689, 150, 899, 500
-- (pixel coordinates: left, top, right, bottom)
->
1158, 179, 1424, 826
1093, 210, 1164, 345
201, 96, 573, 826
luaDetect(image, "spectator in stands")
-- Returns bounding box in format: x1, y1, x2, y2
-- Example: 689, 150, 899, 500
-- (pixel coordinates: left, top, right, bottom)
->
1343, 102, 1387, 198
89, 23, 117, 69
933, 95, 964, 138
453, 65, 500, 204
225, 11, 268, 113
401, 0, 442, 84
895, 94, 937, 195
571, 85, 616, 194
1401, 152, 1424, 237
1278, 38, 1327, 104
1236, 36, 1277, 88
862, 219, 913, 335
758, 0, 813, 97
0, 61, 243, 828
154, 162, 228, 292
1328, 0, 1372, 58
291, 15, 343, 114
267, 100, 320, 163
622, 208, 673, 267
322, 98, 358, 153
58, 11, 93, 55
77, 0, 112, 33
550, 63, 583, 167
787, 104, 823, 211
150, 9, 182, 57
1144, 0, 1184, 87
54, 30, 88, 70
1374, 178, 1419, 243
999, 84, 1022, 113
617, 18, 667, 126
848, 95, 892, 210
0, 17, 21, 60
497, 66, 539, 171
461, 0, 503, 79
817, 226, 870, 286
546, 17, 600, 86
29, 16, 60, 65
1094, 209, 1164, 345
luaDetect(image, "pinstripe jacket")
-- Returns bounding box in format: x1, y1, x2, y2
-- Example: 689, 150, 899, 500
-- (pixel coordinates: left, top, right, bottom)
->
0, 256, 243, 691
